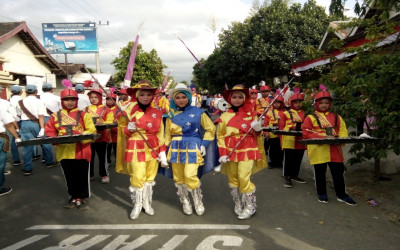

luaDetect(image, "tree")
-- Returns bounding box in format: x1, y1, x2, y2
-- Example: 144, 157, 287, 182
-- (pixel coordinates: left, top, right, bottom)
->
192, 0, 330, 93
111, 41, 167, 87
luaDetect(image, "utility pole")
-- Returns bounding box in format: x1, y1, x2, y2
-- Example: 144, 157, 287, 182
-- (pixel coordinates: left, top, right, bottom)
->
95, 21, 109, 73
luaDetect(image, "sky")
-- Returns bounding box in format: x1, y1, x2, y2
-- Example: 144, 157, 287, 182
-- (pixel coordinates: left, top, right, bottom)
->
1, 0, 357, 83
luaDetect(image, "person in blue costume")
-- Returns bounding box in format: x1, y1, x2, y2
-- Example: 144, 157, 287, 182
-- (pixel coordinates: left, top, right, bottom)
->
164, 83, 216, 216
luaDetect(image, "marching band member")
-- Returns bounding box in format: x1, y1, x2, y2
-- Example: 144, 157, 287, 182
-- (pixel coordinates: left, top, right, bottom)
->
116, 81, 167, 220
263, 94, 285, 168
216, 85, 266, 220
256, 85, 270, 114
117, 88, 133, 111
86, 88, 114, 183
302, 88, 357, 206
45, 88, 96, 210
152, 89, 170, 115
281, 91, 306, 188
105, 92, 118, 165
189, 84, 202, 107
249, 88, 259, 114
165, 83, 215, 216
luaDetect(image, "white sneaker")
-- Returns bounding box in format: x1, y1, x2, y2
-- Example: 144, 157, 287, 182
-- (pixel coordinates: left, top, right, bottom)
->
101, 176, 110, 184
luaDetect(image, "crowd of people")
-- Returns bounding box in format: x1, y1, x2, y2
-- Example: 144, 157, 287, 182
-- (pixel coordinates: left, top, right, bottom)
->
0, 80, 358, 221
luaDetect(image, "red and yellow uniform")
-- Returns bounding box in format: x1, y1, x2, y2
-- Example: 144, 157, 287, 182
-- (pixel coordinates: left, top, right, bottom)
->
280, 93, 306, 183
86, 104, 114, 142
302, 111, 348, 165
302, 90, 354, 203
281, 109, 306, 150
263, 95, 285, 168
216, 89, 266, 194
45, 88, 96, 207
108, 105, 118, 143
255, 97, 269, 115
117, 104, 165, 186
45, 108, 96, 161
217, 86, 266, 220
152, 93, 170, 115
116, 82, 167, 219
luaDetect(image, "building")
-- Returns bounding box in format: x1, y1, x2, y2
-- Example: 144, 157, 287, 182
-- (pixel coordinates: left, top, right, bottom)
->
291, 5, 400, 73
0, 21, 64, 99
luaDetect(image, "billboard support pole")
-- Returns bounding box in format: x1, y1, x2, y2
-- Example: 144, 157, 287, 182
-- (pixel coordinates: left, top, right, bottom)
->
64, 53, 69, 80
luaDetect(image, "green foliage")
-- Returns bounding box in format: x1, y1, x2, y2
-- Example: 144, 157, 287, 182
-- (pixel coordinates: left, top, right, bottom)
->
192, 0, 330, 93
111, 41, 167, 87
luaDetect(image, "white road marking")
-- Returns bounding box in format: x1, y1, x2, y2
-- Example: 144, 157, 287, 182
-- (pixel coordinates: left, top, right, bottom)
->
103, 235, 157, 250
3, 235, 49, 250
26, 224, 250, 230
43, 235, 111, 250
197, 235, 244, 250
159, 235, 188, 249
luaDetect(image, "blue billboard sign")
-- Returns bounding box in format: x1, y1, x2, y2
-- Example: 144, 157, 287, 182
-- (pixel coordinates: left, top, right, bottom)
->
42, 22, 98, 54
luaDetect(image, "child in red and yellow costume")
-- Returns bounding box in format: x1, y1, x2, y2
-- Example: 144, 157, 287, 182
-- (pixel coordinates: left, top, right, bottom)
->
302, 89, 357, 206
216, 85, 266, 220
45, 88, 96, 210
280, 92, 306, 188
105, 92, 118, 165
116, 81, 167, 220
86, 88, 114, 183
263, 94, 285, 168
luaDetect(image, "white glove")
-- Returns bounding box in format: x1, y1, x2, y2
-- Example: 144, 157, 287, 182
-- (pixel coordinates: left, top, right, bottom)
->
127, 122, 136, 132
37, 128, 45, 137
251, 120, 262, 132
15, 138, 22, 143
219, 155, 230, 164
200, 145, 206, 156
158, 151, 169, 168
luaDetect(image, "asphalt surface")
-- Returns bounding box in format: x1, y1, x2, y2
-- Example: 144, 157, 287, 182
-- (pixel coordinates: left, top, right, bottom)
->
1, 148, 399, 250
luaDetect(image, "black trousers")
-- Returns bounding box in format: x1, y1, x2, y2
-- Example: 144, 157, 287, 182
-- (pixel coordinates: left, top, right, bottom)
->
106, 142, 117, 163
90, 142, 108, 178
268, 137, 283, 167
283, 149, 305, 177
61, 159, 89, 199
264, 138, 270, 156
313, 162, 348, 199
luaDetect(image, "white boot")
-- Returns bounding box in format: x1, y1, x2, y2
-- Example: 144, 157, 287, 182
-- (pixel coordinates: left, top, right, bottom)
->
129, 186, 143, 220
190, 185, 205, 216
230, 187, 243, 216
238, 189, 256, 220
175, 183, 193, 215
142, 182, 155, 216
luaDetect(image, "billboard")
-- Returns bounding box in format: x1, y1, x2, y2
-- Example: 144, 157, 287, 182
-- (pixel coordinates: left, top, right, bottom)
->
42, 23, 98, 54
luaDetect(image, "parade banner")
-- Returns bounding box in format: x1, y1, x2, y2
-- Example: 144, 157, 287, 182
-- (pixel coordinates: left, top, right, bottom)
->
42, 23, 98, 54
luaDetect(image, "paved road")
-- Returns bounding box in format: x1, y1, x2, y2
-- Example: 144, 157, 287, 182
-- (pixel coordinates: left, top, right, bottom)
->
1, 152, 399, 249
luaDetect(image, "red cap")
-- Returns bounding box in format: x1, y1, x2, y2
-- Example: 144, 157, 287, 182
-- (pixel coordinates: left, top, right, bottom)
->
118, 88, 128, 95
314, 90, 332, 101
260, 86, 271, 91
60, 89, 78, 99
290, 93, 304, 102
